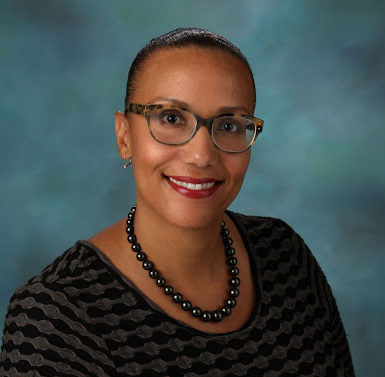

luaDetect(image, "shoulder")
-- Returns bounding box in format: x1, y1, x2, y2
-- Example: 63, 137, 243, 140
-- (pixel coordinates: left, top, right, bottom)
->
19, 240, 110, 293
4, 241, 137, 329
227, 210, 301, 252
228, 210, 296, 232
229, 212, 355, 375
228, 209, 318, 271
5, 242, 104, 322
230, 211, 338, 317
1, 241, 119, 375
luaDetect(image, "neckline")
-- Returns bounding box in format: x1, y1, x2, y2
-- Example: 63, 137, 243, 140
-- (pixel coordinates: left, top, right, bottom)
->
79, 210, 261, 337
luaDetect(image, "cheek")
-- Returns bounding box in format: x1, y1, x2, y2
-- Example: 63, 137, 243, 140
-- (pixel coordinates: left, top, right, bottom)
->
130, 130, 177, 176
227, 152, 251, 183
130, 126, 158, 166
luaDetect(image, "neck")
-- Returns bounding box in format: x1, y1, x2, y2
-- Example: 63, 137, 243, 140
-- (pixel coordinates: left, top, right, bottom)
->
132, 200, 226, 282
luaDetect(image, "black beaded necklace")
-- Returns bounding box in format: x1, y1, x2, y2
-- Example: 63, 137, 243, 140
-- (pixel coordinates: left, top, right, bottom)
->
125, 205, 240, 322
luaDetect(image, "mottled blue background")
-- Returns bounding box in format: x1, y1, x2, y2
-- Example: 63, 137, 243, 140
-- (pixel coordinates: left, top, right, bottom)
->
1, 0, 384, 375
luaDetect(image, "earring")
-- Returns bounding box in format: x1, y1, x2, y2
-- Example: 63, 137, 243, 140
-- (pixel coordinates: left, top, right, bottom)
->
123, 155, 132, 168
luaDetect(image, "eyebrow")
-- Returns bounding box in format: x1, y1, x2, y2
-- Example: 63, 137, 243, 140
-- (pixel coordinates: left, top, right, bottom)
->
147, 96, 251, 115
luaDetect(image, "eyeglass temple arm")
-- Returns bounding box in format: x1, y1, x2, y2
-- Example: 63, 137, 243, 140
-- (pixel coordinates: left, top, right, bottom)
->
128, 103, 147, 115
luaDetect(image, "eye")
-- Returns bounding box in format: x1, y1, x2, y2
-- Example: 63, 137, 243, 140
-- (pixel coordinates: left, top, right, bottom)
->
217, 118, 242, 133
159, 110, 185, 125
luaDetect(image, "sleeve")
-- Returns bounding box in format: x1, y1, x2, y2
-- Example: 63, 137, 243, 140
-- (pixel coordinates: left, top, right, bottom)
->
294, 231, 356, 377
0, 281, 116, 377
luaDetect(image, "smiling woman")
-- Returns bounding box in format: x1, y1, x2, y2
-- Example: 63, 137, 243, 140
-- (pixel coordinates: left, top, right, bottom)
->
0, 28, 355, 376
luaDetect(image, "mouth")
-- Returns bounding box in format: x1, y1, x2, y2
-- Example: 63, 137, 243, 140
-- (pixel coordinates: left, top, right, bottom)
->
168, 176, 216, 190
165, 175, 222, 199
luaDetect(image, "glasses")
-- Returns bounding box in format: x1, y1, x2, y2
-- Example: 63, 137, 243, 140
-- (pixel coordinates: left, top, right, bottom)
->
127, 103, 264, 153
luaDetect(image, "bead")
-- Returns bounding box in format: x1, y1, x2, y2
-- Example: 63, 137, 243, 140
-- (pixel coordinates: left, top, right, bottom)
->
230, 277, 240, 287
202, 311, 213, 322
223, 237, 233, 247
221, 306, 232, 316
136, 252, 146, 261
225, 247, 235, 256
131, 243, 141, 252
182, 300, 192, 311
164, 286, 173, 295
142, 260, 152, 270
173, 293, 183, 303
149, 270, 158, 279
213, 311, 223, 322
192, 307, 202, 317
125, 204, 240, 325
226, 298, 237, 307
227, 257, 237, 266
220, 228, 229, 237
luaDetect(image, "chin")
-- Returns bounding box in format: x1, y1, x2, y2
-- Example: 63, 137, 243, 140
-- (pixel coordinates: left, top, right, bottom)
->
173, 209, 220, 229
140, 196, 226, 230
163, 198, 230, 230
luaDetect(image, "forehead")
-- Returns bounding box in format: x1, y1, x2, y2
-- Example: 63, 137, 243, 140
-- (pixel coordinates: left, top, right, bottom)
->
133, 46, 255, 114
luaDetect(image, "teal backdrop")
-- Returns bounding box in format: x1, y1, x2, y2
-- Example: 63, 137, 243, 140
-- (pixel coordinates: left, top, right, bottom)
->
1, 1, 384, 376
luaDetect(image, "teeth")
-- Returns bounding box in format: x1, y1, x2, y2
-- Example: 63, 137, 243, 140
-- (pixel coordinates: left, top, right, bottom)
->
169, 177, 216, 190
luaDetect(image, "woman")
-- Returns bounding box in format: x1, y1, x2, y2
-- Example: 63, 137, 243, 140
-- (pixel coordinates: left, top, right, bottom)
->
1, 28, 354, 376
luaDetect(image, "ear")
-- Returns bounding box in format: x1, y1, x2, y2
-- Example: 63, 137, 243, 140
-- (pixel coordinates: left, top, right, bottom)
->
115, 111, 132, 159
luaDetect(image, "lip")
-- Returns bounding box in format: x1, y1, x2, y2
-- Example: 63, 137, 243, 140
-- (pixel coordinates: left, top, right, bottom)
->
165, 175, 222, 199
167, 176, 221, 184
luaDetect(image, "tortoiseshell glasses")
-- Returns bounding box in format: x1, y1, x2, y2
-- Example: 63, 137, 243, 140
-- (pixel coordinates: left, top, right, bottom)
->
127, 103, 264, 153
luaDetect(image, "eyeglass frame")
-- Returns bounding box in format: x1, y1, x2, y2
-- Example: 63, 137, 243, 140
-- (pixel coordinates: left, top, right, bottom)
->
126, 103, 264, 153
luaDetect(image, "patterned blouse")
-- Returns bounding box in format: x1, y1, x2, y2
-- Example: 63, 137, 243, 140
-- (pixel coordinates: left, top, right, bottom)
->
0, 211, 355, 376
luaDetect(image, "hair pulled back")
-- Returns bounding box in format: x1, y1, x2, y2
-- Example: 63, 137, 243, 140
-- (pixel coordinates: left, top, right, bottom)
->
124, 27, 256, 113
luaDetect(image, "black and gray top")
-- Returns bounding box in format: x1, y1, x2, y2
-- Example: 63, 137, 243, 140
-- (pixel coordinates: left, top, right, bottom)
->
0, 211, 355, 376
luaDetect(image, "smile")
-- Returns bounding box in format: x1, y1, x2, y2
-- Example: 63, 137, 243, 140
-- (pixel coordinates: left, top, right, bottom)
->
168, 177, 216, 190
165, 176, 222, 199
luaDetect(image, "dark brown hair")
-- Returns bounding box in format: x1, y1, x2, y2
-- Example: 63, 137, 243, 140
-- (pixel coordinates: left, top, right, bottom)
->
124, 27, 256, 113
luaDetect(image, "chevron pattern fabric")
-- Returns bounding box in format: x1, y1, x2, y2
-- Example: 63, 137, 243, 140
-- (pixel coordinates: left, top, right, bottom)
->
0, 211, 355, 376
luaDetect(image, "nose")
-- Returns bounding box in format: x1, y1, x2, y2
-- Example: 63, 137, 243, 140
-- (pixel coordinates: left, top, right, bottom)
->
180, 125, 219, 168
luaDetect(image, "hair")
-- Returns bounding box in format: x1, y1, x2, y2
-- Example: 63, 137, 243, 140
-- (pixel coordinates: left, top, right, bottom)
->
124, 27, 256, 114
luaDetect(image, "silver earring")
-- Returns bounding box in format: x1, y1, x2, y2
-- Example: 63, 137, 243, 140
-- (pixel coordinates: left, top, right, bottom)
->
123, 157, 132, 168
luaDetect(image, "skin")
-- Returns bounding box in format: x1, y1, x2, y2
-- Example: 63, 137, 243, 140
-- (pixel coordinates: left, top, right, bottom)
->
90, 46, 257, 333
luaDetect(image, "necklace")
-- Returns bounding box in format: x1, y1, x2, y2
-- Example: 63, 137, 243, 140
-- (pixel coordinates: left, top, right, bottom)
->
125, 205, 240, 322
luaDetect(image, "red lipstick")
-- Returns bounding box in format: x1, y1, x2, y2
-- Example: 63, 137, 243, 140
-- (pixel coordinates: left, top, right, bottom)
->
166, 176, 222, 199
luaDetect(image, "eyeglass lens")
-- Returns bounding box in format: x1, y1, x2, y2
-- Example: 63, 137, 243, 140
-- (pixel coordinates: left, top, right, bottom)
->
149, 107, 256, 152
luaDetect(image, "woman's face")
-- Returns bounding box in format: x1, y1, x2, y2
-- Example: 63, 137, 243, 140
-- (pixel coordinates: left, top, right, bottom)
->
116, 46, 256, 229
